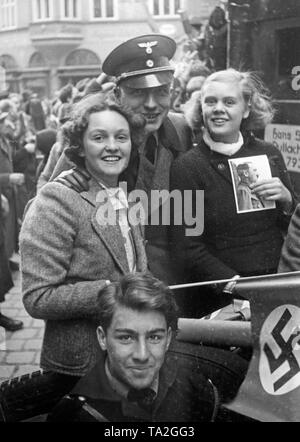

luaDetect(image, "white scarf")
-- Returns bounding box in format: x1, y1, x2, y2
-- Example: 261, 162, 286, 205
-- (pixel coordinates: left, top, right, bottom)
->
203, 128, 244, 156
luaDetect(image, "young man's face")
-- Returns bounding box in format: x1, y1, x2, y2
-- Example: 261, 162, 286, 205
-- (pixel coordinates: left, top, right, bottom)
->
119, 84, 172, 134
97, 306, 172, 390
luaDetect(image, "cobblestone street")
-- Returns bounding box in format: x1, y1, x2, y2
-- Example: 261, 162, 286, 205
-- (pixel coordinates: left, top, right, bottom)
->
0, 268, 44, 383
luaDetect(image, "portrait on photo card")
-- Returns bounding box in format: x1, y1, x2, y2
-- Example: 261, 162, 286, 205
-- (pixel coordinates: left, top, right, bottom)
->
228, 155, 276, 214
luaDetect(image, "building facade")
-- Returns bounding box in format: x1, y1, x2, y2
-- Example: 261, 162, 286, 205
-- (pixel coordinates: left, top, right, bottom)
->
0, 0, 218, 97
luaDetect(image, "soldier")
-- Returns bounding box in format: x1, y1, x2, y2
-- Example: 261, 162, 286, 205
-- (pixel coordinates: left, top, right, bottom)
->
52, 34, 192, 285
236, 162, 265, 212
47, 273, 219, 422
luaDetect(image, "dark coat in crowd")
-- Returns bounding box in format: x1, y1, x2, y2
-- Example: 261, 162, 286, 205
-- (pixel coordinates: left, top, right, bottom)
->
34, 129, 57, 183
0, 134, 18, 257
20, 178, 148, 376
0, 189, 13, 303
13, 147, 38, 219
26, 98, 46, 132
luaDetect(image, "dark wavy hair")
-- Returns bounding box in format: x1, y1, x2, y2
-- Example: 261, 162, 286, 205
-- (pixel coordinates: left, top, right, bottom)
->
96, 272, 179, 332
62, 92, 146, 190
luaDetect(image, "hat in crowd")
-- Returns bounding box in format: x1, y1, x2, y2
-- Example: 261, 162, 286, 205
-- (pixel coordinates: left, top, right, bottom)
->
35, 129, 57, 156
102, 34, 176, 89
0, 99, 11, 121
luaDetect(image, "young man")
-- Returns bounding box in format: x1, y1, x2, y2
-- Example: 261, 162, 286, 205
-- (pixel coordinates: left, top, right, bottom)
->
47, 273, 218, 422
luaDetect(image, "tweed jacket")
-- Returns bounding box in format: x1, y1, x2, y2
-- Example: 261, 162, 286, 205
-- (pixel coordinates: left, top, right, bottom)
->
48, 112, 192, 285
48, 345, 217, 422
170, 133, 297, 284
20, 177, 147, 376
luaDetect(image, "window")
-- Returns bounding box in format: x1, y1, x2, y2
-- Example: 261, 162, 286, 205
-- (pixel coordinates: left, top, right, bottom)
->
32, 0, 54, 21
61, 0, 81, 19
29, 52, 46, 68
0, 0, 16, 30
90, 0, 117, 20
148, 0, 183, 17
66, 49, 100, 66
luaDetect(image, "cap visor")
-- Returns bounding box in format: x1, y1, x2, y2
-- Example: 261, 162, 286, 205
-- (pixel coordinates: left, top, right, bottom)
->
121, 71, 174, 89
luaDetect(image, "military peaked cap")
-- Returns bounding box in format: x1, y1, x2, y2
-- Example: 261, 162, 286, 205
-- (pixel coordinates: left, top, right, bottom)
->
102, 34, 176, 89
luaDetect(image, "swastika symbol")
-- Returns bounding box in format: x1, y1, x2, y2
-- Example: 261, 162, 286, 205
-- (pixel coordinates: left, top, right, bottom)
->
263, 309, 300, 392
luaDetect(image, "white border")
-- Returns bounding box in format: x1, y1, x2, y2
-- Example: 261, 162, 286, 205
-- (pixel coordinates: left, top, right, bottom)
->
228, 155, 276, 214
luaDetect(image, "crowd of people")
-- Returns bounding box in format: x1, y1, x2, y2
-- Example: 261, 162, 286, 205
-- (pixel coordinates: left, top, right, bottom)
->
0, 30, 299, 422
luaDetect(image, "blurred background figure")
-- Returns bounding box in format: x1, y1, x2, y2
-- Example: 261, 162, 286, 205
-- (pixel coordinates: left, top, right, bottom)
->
9, 93, 30, 150
0, 102, 24, 259
0, 188, 23, 331
13, 133, 38, 220
204, 0, 228, 71
25, 92, 46, 133
35, 129, 57, 184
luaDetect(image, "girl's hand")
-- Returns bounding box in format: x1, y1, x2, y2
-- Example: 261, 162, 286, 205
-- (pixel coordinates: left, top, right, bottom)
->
250, 178, 292, 212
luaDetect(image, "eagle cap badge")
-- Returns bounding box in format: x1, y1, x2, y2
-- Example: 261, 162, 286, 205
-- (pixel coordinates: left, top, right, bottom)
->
138, 41, 158, 55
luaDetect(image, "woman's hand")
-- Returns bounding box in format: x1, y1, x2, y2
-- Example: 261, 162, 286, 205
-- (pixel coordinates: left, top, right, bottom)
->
250, 177, 293, 212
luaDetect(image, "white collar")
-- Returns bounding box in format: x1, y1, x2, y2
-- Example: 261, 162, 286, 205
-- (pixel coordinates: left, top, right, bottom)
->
96, 180, 128, 211
203, 128, 244, 156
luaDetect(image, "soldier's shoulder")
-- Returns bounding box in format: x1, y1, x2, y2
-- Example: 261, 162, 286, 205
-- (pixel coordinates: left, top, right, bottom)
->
167, 111, 189, 128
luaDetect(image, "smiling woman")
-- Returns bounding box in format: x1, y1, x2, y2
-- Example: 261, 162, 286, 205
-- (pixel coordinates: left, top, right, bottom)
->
170, 68, 298, 316
82, 111, 132, 187
19, 93, 148, 389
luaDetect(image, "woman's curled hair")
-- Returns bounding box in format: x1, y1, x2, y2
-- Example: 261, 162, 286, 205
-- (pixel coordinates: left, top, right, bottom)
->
62, 92, 145, 166
184, 68, 275, 133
